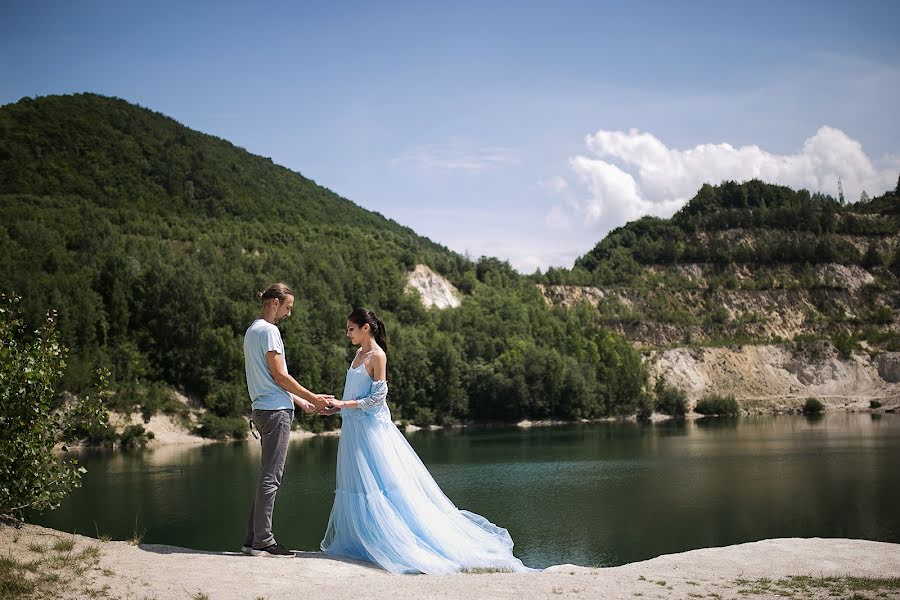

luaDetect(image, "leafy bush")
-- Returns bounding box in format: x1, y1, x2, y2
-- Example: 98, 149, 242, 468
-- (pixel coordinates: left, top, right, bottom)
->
870, 400, 882, 409
119, 424, 155, 448
792, 334, 827, 361
0, 294, 108, 517
694, 393, 740, 416
82, 422, 119, 447
802, 397, 825, 415
412, 407, 435, 428
654, 380, 688, 417
197, 414, 247, 440
832, 331, 860, 360
635, 394, 655, 422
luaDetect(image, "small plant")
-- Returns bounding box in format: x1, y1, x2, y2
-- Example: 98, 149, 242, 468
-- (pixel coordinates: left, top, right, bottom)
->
655, 380, 688, 417
802, 397, 825, 416
119, 424, 154, 449
0, 294, 109, 518
129, 517, 146, 546
694, 393, 740, 416
635, 394, 655, 422
870, 400, 882, 409
197, 414, 248, 440
833, 330, 860, 360
460, 566, 515, 574
51, 537, 76, 552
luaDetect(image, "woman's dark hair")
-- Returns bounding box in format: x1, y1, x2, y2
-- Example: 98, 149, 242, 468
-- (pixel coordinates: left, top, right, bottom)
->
348, 308, 387, 353
257, 283, 293, 303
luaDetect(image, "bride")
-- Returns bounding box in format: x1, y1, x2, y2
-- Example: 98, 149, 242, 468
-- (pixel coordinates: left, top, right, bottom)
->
319, 308, 533, 575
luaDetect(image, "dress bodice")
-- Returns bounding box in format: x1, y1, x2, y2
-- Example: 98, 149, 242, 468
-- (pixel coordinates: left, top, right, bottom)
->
340, 360, 390, 421
342, 362, 373, 401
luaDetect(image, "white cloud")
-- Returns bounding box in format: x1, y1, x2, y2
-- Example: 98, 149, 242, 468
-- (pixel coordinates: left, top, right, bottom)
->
391, 142, 518, 173
558, 126, 900, 234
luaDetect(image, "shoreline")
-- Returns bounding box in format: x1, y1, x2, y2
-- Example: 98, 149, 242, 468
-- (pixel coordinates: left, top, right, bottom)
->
75, 405, 900, 449
3, 523, 899, 599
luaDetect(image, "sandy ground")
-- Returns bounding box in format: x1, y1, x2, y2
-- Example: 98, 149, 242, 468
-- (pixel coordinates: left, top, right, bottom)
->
4, 524, 899, 600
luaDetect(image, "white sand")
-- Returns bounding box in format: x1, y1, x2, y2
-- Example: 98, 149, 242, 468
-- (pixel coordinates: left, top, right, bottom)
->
5, 524, 899, 599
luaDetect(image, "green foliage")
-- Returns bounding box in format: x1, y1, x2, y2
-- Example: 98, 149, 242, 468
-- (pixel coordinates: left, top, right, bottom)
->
802, 397, 825, 415
0, 94, 651, 431
119, 424, 154, 448
571, 179, 898, 280
0, 294, 108, 517
832, 330, 860, 360
197, 414, 247, 440
870, 400, 882, 409
634, 393, 655, 422
654, 379, 688, 417
693, 393, 740, 416
791, 334, 828, 362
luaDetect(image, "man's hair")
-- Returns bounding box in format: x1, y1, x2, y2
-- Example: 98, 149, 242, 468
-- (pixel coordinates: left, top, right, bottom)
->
257, 283, 294, 303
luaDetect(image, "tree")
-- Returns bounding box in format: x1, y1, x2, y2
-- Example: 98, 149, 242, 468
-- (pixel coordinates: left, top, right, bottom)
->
0, 294, 108, 518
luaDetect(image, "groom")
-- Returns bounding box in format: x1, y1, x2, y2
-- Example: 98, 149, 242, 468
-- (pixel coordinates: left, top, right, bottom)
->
241, 283, 332, 557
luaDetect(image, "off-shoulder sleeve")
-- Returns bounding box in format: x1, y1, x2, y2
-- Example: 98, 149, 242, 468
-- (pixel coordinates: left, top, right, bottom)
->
357, 380, 388, 411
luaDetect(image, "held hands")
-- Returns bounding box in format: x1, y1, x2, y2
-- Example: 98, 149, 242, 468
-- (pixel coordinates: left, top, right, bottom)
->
291, 393, 346, 416
321, 398, 345, 415
312, 394, 334, 412
292, 393, 335, 414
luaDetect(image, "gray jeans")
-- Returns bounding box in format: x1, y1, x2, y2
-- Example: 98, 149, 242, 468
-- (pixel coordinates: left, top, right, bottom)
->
245, 408, 293, 549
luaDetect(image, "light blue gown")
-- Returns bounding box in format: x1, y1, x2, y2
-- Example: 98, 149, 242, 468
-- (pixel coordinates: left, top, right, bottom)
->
320, 357, 533, 575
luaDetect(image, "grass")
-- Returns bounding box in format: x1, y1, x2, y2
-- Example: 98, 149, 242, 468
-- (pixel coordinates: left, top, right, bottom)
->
732, 575, 900, 598
94, 521, 112, 543
191, 592, 211, 600
460, 566, 515, 574
129, 516, 146, 546
51, 536, 76, 552
0, 530, 109, 600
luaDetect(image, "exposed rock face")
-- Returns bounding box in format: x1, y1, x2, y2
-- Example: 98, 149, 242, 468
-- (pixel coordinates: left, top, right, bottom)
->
539, 259, 900, 411
406, 264, 462, 309
648, 345, 900, 412
876, 352, 900, 383
537, 261, 897, 348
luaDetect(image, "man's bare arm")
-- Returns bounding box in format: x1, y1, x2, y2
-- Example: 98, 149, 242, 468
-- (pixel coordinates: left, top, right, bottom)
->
266, 351, 332, 410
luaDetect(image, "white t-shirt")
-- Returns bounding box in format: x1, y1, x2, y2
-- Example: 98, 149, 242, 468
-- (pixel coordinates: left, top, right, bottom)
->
243, 319, 293, 411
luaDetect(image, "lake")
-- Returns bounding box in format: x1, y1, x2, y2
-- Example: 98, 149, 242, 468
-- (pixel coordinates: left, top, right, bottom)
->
32, 413, 900, 569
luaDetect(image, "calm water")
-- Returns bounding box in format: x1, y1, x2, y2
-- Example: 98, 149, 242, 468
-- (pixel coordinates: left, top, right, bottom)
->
32, 414, 900, 568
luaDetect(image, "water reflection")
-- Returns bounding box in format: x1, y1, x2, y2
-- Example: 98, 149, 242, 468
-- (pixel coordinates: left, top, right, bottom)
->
32, 414, 900, 568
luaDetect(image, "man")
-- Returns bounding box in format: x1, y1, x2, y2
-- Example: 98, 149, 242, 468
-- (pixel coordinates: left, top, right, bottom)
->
242, 283, 332, 557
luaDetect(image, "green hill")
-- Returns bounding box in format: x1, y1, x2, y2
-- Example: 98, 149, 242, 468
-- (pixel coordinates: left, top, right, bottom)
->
0, 93, 647, 439
537, 179, 900, 352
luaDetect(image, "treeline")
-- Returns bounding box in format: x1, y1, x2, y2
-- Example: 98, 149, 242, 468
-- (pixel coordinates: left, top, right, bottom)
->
549, 179, 900, 286
0, 93, 650, 437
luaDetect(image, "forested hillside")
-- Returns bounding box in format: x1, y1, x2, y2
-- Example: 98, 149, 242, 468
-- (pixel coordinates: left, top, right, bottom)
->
536, 179, 900, 352
0, 93, 647, 438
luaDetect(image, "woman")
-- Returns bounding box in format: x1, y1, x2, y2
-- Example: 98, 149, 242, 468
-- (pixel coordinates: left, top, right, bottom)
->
320, 308, 533, 575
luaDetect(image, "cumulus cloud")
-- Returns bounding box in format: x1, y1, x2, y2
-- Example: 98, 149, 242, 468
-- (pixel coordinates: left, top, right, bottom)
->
559, 126, 900, 233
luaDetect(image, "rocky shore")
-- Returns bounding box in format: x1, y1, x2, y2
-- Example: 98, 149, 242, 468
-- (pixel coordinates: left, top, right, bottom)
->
2, 523, 898, 600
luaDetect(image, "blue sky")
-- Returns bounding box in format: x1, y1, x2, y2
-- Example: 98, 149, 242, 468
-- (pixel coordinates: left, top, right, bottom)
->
2, 0, 899, 271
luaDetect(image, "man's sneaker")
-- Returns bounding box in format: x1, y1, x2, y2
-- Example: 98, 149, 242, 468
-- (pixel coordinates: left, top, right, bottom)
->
241, 545, 253, 555
249, 542, 294, 558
